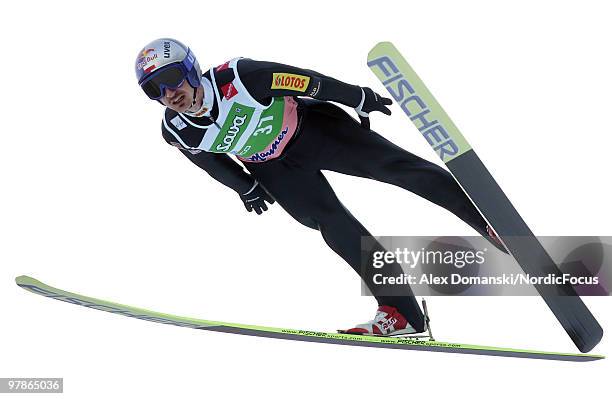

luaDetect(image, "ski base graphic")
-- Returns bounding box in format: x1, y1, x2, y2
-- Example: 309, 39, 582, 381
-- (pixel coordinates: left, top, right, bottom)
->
16, 276, 603, 362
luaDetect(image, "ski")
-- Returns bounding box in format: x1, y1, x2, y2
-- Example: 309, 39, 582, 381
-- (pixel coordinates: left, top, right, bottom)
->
367, 42, 603, 353
16, 276, 603, 362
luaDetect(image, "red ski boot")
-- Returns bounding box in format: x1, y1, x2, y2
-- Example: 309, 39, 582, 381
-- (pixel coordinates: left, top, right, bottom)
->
340, 305, 417, 336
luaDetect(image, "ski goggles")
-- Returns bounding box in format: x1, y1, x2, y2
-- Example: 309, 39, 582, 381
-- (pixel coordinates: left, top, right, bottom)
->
139, 52, 198, 100
139, 63, 191, 100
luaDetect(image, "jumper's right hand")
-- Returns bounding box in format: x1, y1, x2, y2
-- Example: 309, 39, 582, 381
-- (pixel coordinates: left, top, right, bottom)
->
240, 181, 275, 215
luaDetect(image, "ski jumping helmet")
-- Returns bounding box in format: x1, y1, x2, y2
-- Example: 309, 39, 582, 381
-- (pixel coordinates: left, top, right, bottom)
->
135, 38, 202, 100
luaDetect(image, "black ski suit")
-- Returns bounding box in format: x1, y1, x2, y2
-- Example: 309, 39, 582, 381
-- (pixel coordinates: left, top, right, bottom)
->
161, 59, 490, 331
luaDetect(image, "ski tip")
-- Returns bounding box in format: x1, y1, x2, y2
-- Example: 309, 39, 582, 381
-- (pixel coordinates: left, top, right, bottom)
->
368, 41, 394, 57
372, 41, 393, 47
15, 275, 38, 287
375, 41, 393, 47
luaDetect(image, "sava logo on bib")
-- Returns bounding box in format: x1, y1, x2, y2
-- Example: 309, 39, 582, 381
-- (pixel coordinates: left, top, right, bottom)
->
215, 107, 252, 152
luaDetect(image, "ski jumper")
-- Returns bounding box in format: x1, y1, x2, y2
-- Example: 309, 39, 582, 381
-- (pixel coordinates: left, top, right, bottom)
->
160, 58, 490, 331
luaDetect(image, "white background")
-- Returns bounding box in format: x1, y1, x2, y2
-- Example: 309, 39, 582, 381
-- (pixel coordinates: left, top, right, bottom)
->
1, 0, 610, 397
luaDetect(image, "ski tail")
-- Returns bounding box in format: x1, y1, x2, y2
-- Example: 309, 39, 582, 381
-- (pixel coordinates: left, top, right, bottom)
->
449, 150, 603, 352
447, 150, 603, 352
367, 42, 603, 352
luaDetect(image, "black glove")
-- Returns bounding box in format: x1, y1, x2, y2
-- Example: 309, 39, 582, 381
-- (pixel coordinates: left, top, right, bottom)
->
354, 87, 392, 130
240, 181, 275, 215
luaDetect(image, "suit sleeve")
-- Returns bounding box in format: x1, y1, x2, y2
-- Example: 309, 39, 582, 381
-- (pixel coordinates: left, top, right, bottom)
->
236, 59, 363, 107
162, 129, 255, 194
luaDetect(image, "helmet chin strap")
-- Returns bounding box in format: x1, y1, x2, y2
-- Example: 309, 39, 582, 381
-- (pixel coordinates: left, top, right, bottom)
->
185, 77, 213, 117
190, 86, 198, 108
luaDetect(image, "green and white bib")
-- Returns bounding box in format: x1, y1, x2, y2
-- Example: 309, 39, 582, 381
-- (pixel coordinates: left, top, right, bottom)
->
167, 58, 299, 163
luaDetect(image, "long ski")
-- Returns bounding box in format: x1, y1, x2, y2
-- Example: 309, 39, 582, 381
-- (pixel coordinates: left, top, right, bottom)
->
16, 276, 603, 362
367, 42, 603, 352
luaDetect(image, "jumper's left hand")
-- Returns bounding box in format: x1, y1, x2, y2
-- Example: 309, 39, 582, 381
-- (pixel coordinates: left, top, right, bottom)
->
354, 87, 392, 130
